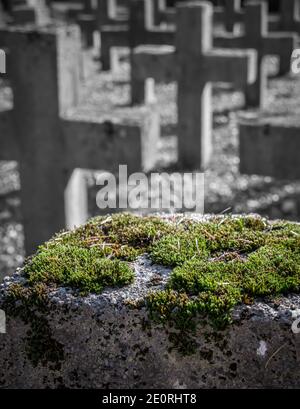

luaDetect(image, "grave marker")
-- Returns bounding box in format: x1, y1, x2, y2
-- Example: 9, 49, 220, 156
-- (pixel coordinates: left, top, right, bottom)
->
214, 1, 296, 107
0, 2, 6, 27
280, 0, 300, 33
0, 24, 159, 254
270, 0, 300, 34
132, 2, 256, 170
220, 0, 243, 32
97, 0, 128, 26
49, 0, 86, 21
0, 48, 5, 72
5, 0, 51, 26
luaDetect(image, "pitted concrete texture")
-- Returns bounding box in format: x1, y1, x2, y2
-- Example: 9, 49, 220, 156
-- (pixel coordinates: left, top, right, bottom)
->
0, 254, 300, 389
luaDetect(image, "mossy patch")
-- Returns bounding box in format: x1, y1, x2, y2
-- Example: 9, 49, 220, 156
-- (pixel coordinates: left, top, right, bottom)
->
4, 213, 300, 356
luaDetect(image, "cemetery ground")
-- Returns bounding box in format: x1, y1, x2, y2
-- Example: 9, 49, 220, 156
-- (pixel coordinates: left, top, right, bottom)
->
1, 49, 300, 281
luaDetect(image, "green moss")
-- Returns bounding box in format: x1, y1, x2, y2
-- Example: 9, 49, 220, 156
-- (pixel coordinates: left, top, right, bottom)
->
43, 213, 175, 262
3, 283, 64, 368
5, 213, 300, 356
145, 216, 300, 353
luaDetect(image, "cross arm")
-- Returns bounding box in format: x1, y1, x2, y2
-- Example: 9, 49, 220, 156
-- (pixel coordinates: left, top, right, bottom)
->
162, 9, 175, 25
0, 29, 10, 49
62, 109, 160, 174
240, 120, 300, 180
214, 7, 226, 25
132, 45, 176, 83
214, 7, 244, 26
0, 109, 19, 161
262, 33, 297, 57
100, 24, 129, 47
213, 34, 245, 49
205, 49, 257, 87
62, 119, 142, 172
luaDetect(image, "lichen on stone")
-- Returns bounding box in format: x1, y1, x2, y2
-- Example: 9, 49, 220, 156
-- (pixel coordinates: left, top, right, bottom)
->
4, 213, 300, 356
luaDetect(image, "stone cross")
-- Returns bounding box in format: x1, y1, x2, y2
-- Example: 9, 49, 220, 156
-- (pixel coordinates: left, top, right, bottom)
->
7, 0, 51, 25
0, 24, 158, 255
97, 0, 128, 26
214, 1, 296, 107
100, 0, 174, 70
0, 2, 6, 27
151, 0, 186, 26
239, 119, 300, 180
77, 0, 99, 47
10, 0, 36, 24
220, 0, 243, 32
132, 2, 256, 170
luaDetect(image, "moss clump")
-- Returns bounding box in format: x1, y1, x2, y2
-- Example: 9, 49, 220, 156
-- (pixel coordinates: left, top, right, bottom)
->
23, 213, 176, 295
3, 283, 64, 368
5, 213, 300, 356
146, 218, 300, 352
45, 213, 175, 262
25, 245, 134, 295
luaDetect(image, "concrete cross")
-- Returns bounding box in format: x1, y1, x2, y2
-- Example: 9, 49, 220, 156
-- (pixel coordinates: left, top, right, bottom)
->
214, 1, 296, 107
239, 119, 300, 180
0, 48, 5, 72
49, 0, 87, 20
57, 1, 110, 48
77, 0, 99, 47
219, 0, 243, 32
9, 0, 36, 24
0, 2, 6, 27
0, 24, 158, 255
276, 0, 300, 34
152, 0, 175, 26
131, 1, 256, 170
100, 0, 174, 71
97, 0, 128, 26
152, 0, 247, 33
65, 0, 128, 52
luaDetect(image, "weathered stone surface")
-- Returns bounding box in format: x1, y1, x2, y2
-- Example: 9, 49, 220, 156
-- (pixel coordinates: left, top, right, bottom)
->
131, 2, 256, 170
1, 254, 300, 389
0, 24, 159, 255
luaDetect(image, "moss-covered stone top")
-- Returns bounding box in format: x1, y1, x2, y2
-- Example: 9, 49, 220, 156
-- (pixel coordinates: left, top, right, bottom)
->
8, 213, 300, 335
